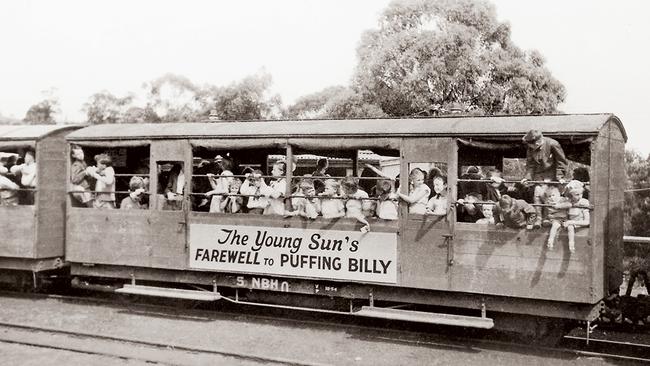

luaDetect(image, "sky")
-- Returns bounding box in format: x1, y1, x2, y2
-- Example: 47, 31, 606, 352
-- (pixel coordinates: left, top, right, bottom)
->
0, 0, 648, 154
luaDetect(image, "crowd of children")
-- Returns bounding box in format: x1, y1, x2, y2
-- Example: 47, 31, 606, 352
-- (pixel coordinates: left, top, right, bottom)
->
0, 150, 37, 206
65, 129, 590, 250
452, 129, 590, 254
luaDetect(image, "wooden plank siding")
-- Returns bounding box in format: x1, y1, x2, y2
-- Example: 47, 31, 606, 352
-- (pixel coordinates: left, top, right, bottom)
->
34, 129, 69, 258
606, 119, 625, 294
451, 225, 590, 302
66, 208, 186, 268
0, 206, 36, 257
398, 138, 455, 289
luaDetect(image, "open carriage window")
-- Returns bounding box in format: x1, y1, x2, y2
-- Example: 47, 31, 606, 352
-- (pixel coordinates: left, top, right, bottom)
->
0, 148, 36, 206
456, 137, 592, 226
69, 145, 150, 209
284, 148, 400, 226
190, 147, 285, 214
404, 162, 448, 217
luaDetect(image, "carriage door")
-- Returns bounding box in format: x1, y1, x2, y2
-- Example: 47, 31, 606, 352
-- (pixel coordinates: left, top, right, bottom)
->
150, 140, 192, 269
399, 137, 457, 290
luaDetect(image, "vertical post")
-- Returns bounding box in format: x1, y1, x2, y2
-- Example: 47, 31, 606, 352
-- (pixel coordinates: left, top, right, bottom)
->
353, 149, 360, 177
285, 144, 294, 211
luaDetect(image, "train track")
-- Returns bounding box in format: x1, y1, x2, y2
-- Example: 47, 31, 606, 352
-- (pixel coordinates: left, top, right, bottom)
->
0, 290, 648, 364
0, 320, 328, 366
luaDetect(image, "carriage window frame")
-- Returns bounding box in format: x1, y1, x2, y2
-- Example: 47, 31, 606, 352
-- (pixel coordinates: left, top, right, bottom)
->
189, 140, 402, 228
67, 143, 151, 210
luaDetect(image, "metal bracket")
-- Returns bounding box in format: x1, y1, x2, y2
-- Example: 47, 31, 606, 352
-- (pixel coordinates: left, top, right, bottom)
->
442, 234, 454, 266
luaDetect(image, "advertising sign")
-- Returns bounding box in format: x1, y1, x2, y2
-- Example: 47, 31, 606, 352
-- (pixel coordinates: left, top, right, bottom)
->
189, 224, 397, 284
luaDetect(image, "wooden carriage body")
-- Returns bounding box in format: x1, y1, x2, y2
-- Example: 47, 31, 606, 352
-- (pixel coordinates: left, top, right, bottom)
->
65, 114, 625, 321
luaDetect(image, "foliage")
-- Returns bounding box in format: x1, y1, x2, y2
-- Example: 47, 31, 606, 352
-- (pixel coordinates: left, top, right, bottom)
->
284, 86, 386, 119
23, 97, 59, 124
210, 72, 282, 121
83, 91, 134, 124
142, 73, 209, 122
624, 149, 650, 236
284, 86, 348, 118
352, 0, 566, 116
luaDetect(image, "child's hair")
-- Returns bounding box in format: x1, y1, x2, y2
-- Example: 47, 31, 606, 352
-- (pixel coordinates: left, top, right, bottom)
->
486, 168, 502, 179
249, 169, 263, 180
316, 158, 328, 170
94, 153, 112, 166
565, 180, 584, 196
543, 185, 561, 201
376, 179, 393, 199
128, 176, 146, 191
432, 175, 447, 185
341, 176, 359, 194
218, 155, 234, 171
274, 161, 286, 175
409, 168, 425, 182
70, 144, 83, 157
498, 195, 513, 210
323, 178, 340, 193
299, 179, 315, 192
230, 178, 242, 192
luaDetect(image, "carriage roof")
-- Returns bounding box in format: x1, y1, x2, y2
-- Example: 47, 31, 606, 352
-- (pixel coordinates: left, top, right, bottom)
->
0, 124, 80, 141
66, 114, 626, 142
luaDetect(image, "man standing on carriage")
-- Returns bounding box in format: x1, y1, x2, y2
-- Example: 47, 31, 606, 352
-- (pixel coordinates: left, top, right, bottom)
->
522, 129, 568, 228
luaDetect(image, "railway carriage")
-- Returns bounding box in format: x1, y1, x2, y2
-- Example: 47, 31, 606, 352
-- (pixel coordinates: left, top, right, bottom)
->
64, 114, 625, 335
0, 124, 80, 287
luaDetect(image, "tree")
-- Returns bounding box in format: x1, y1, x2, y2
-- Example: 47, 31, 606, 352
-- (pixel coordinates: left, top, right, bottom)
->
353, 0, 566, 116
23, 98, 59, 124
285, 86, 386, 119
83, 91, 134, 124
624, 149, 650, 236
210, 72, 282, 121
143, 73, 210, 122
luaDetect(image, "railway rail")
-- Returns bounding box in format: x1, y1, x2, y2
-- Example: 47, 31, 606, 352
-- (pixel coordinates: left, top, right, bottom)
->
0, 290, 648, 364
0, 321, 324, 366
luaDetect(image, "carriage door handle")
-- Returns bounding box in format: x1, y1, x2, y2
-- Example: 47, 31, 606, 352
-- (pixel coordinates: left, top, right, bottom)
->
442, 234, 454, 266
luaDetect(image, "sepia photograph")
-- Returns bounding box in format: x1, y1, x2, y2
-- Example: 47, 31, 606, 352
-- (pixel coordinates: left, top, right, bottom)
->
0, 0, 649, 364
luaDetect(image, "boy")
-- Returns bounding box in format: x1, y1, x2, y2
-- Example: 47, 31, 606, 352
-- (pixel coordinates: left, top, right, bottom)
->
120, 176, 147, 210
522, 129, 568, 228
87, 153, 116, 209
70, 145, 93, 207
261, 162, 287, 215
240, 169, 269, 214
494, 194, 537, 230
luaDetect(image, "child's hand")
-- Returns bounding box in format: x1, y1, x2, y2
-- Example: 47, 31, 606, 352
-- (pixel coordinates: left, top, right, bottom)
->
495, 222, 504, 228
525, 224, 534, 230
457, 198, 465, 205
490, 176, 505, 184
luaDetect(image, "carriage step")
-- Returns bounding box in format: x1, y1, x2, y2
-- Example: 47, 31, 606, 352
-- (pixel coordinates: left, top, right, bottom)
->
355, 306, 494, 329
115, 284, 221, 301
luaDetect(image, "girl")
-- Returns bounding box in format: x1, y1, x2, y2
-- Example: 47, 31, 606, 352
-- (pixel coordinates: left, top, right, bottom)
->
87, 154, 116, 209
398, 168, 430, 215
220, 178, 243, 214
375, 179, 398, 220
69, 145, 93, 207
206, 156, 234, 213
239, 169, 269, 214
261, 162, 287, 215
425, 175, 448, 216
288, 179, 321, 219
319, 179, 345, 219
341, 176, 371, 232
